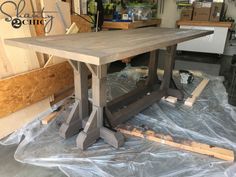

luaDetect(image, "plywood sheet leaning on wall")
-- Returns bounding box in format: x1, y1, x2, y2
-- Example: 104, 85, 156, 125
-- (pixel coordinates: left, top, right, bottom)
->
0, 39, 13, 78
0, 62, 74, 118
0, 19, 40, 75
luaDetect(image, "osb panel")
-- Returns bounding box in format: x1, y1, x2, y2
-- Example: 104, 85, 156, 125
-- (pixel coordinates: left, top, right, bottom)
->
71, 15, 92, 33
0, 62, 74, 118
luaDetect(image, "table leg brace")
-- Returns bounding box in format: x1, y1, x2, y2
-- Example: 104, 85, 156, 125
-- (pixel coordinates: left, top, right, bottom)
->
76, 64, 124, 150
161, 45, 184, 100
59, 61, 89, 138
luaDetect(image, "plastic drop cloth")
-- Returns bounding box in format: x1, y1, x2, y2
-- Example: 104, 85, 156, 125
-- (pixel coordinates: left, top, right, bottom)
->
1, 67, 236, 177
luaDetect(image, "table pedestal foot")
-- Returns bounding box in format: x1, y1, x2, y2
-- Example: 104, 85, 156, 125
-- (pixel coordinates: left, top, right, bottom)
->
59, 101, 82, 139
76, 108, 124, 150
100, 127, 124, 148
76, 129, 100, 150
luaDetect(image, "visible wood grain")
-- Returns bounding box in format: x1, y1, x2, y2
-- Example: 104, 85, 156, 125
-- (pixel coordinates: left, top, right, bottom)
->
185, 79, 209, 107
0, 39, 13, 78
117, 125, 235, 161
0, 62, 74, 118
0, 19, 39, 75
71, 15, 92, 33
103, 19, 162, 29
176, 20, 233, 29
5, 27, 213, 65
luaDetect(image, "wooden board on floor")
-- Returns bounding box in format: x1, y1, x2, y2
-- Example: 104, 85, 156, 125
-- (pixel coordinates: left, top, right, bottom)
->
0, 62, 74, 118
117, 125, 235, 161
0, 19, 40, 75
0, 99, 50, 139
5, 27, 213, 65
185, 79, 209, 107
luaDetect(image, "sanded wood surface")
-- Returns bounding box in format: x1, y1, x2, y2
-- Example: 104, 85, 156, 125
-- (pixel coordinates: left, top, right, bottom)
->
0, 62, 73, 118
5, 27, 213, 65
103, 19, 162, 29
117, 125, 235, 161
176, 20, 233, 29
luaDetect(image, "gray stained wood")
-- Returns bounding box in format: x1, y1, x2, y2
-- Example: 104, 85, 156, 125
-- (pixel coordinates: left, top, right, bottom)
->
5, 27, 213, 65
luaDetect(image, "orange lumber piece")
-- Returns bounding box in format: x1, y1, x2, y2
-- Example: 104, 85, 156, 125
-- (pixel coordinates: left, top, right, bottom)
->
117, 125, 234, 161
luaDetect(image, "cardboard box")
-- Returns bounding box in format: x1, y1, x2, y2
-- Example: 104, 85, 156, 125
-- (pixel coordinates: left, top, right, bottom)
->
210, 3, 224, 22
181, 7, 193, 21
193, 7, 211, 21
193, 2, 211, 21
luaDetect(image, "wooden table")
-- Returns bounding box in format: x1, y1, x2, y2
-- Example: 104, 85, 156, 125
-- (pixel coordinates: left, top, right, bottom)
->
5, 27, 212, 150
103, 19, 162, 30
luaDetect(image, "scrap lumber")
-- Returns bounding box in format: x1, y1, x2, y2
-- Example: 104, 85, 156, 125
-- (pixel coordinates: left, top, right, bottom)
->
0, 62, 74, 118
184, 79, 209, 107
41, 110, 59, 125
117, 125, 235, 161
0, 99, 50, 139
162, 96, 178, 104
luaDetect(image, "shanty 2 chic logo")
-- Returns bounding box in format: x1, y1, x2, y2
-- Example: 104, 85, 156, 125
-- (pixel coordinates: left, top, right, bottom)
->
0, 0, 55, 33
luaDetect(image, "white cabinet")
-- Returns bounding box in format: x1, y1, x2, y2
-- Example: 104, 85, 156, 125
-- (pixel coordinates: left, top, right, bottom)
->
177, 25, 229, 54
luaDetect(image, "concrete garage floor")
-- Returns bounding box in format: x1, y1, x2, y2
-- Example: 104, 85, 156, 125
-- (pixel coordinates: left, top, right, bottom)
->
0, 49, 234, 177
0, 144, 67, 177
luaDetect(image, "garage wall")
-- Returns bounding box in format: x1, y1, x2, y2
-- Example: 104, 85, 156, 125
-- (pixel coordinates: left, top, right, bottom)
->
157, 0, 236, 28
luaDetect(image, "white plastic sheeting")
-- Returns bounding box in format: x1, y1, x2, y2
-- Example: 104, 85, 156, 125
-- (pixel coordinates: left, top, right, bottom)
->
1, 67, 236, 177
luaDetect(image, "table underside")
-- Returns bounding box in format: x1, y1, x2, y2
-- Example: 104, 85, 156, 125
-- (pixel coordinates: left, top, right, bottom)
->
59, 45, 184, 150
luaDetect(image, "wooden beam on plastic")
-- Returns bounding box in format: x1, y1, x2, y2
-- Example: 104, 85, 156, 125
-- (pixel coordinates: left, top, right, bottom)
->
117, 125, 235, 161
42, 110, 59, 125
185, 79, 209, 107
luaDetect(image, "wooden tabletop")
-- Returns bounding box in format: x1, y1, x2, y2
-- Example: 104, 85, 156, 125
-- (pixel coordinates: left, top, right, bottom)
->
176, 20, 233, 29
103, 19, 162, 29
5, 27, 212, 65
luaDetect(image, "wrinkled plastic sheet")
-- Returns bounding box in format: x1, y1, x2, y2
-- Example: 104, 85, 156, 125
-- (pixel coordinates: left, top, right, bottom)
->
1, 67, 236, 177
